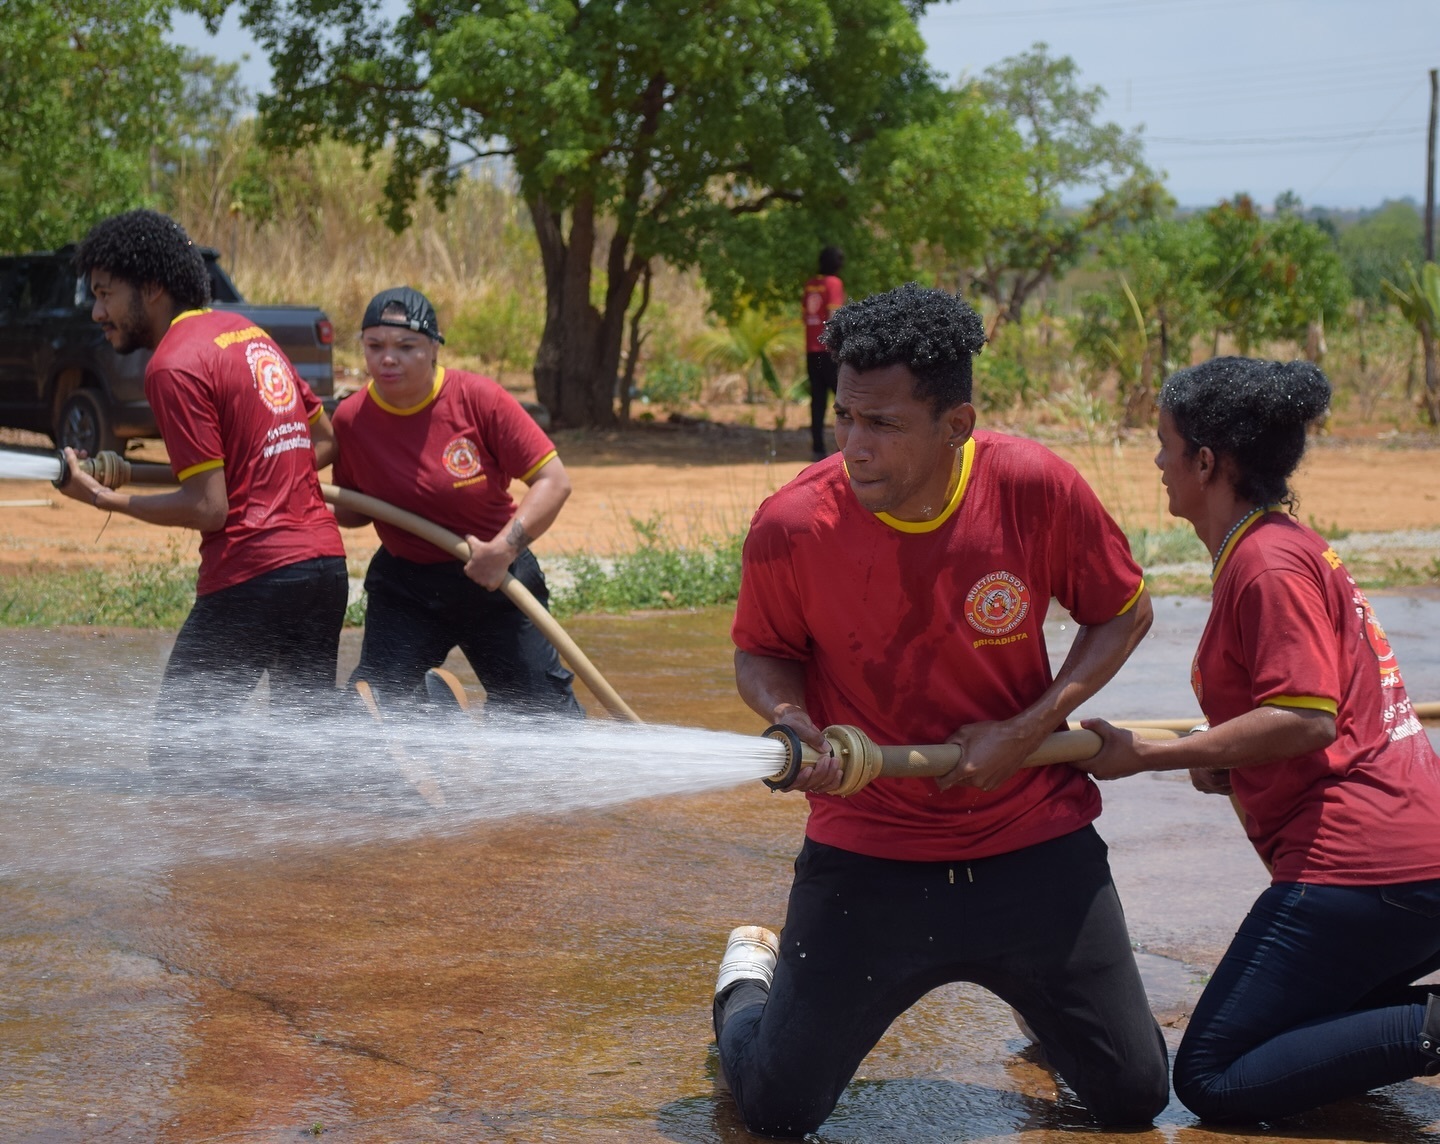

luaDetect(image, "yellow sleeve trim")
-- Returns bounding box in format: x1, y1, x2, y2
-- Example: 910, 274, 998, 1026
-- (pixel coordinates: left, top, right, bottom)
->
308, 404, 323, 423
873, 436, 976, 533
176, 458, 224, 482
1263, 695, 1339, 715
1116, 578, 1147, 616
519, 450, 558, 483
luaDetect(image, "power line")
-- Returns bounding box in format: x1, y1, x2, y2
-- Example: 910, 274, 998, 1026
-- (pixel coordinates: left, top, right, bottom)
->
1147, 126, 1423, 146
961, 0, 1267, 21
1307, 77, 1429, 198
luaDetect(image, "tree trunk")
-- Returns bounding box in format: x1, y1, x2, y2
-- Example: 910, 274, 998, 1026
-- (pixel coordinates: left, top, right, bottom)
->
526, 191, 640, 428
1425, 330, 1439, 427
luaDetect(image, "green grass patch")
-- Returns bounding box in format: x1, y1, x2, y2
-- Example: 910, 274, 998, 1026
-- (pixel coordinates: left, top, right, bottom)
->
1124, 524, 1209, 567
551, 515, 743, 618
0, 554, 197, 628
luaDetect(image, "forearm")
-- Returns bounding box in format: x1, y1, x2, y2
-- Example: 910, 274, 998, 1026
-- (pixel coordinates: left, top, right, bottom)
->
94, 483, 225, 531
506, 467, 570, 548
1010, 592, 1153, 743
734, 649, 809, 723
1135, 705, 1335, 773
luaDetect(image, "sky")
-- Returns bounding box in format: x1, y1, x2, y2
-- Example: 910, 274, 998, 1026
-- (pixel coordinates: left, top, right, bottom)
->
171, 0, 1440, 211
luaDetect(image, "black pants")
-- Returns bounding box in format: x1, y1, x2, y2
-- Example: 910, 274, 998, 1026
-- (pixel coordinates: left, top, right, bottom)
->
352, 546, 581, 716
807, 351, 838, 456
159, 556, 348, 712
715, 828, 1169, 1137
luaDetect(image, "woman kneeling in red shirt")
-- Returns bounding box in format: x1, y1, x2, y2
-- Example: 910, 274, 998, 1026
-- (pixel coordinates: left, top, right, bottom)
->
1079, 356, 1440, 1122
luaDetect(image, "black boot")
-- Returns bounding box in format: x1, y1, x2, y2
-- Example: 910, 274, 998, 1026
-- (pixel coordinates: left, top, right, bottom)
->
1421, 994, 1440, 1077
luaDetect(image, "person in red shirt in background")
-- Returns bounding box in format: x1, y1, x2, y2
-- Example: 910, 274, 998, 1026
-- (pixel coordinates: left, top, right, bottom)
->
712, 283, 1168, 1137
803, 246, 845, 461
1078, 357, 1440, 1123
329, 287, 580, 716
60, 210, 347, 713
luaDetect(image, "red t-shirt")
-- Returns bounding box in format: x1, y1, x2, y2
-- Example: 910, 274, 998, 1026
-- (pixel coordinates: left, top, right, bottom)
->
331, 367, 558, 564
803, 275, 845, 354
146, 309, 344, 596
1195, 512, 1440, 885
732, 431, 1146, 862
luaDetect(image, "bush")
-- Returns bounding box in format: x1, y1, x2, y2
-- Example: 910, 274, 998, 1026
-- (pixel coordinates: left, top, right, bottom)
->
446, 291, 546, 370
551, 515, 742, 617
640, 354, 704, 409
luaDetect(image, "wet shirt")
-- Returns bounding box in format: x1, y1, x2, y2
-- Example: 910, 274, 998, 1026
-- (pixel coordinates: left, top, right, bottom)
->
146, 309, 344, 596
1195, 512, 1440, 884
732, 431, 1146, 862
803, 275, 845, 354
331, 367, 557, 564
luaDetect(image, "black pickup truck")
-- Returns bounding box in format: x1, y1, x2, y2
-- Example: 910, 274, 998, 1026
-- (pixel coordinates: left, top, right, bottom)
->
0, 248, 335, 456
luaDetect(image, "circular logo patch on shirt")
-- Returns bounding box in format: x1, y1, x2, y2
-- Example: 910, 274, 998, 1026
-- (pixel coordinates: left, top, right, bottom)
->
442, 436, 483, 480
965, 571, 1031, 636
245, 341, 298, 414
1356, 590, 1398, 676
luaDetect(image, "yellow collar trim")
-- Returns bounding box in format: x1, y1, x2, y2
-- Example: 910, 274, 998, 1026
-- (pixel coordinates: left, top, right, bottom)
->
368, 365, 445, 416
871, 437, 976, 534
170, 308, 211, 326
1211, 505, 1276, 583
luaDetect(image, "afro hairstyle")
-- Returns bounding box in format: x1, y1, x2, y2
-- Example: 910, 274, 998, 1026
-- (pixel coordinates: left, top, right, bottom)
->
820, 282, 986, 417
74, 210, 211, 310
1159, 356, 1330, 508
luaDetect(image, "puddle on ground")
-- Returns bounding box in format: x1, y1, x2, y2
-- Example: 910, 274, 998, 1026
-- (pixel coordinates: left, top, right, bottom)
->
1, 597, 1438, 1141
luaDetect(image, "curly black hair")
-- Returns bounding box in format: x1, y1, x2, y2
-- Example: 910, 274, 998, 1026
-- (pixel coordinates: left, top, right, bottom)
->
821, 283, 986, 416
1159, 356, 1330, 508
74, 210, 210, 309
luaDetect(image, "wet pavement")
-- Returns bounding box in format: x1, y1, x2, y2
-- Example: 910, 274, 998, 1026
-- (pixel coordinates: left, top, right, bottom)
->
1, 595, 1439, 1141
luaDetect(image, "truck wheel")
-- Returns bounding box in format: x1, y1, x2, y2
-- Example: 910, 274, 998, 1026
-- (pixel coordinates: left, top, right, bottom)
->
56, 389, 121, 457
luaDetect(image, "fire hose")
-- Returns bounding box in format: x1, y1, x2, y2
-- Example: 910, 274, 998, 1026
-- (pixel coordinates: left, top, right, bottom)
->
58, 451, 1440, 768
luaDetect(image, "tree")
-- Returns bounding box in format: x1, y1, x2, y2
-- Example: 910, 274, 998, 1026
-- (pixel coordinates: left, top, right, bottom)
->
1075, 215, 1218, 424
972, 43, 1166, 335
1203, 194, 1350, 354
867, 85, 1029, 294
0, 0, 191, 251
1339, 200, 1425, 303
230, 0, 940, 427
1383, 260, 1440, 424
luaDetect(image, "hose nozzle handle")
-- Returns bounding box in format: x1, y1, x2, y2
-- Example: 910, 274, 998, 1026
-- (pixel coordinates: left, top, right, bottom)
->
53, 450, 133, 491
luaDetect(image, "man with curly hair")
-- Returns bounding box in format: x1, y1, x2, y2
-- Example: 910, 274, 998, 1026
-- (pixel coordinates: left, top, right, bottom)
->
58, 209, 347, 712
713, 283, 1168, 1134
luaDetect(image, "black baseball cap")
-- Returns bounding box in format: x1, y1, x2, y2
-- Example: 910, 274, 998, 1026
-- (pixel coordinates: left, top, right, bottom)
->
361, 286, 445, 344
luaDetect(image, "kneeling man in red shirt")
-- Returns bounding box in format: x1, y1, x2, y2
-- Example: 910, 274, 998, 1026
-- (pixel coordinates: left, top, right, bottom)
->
714, 283, 1168, 1135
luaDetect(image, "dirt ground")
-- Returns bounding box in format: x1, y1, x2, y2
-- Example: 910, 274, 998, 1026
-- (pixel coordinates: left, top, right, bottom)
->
0, 418, 1436, 576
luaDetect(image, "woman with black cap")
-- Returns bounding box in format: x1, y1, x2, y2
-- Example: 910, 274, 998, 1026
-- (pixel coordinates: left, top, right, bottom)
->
329, 286, 582, 715
1075, 356, 1440, 1123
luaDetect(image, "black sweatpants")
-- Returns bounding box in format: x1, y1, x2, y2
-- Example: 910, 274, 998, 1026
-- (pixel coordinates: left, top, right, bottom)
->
715, 828, 1170, 1137
807, 351, 839, 456
352, 546, 581, 716
158, 555, 348, 712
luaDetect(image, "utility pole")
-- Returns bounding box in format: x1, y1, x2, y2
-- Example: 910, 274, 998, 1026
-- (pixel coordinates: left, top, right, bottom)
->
1427, 68, 1437, 263
1425, 68, 1437, 423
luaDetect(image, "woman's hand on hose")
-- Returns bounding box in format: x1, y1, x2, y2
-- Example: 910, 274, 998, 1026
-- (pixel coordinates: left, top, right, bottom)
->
1073, 718, 1151, 781
463, 532, 518, 590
